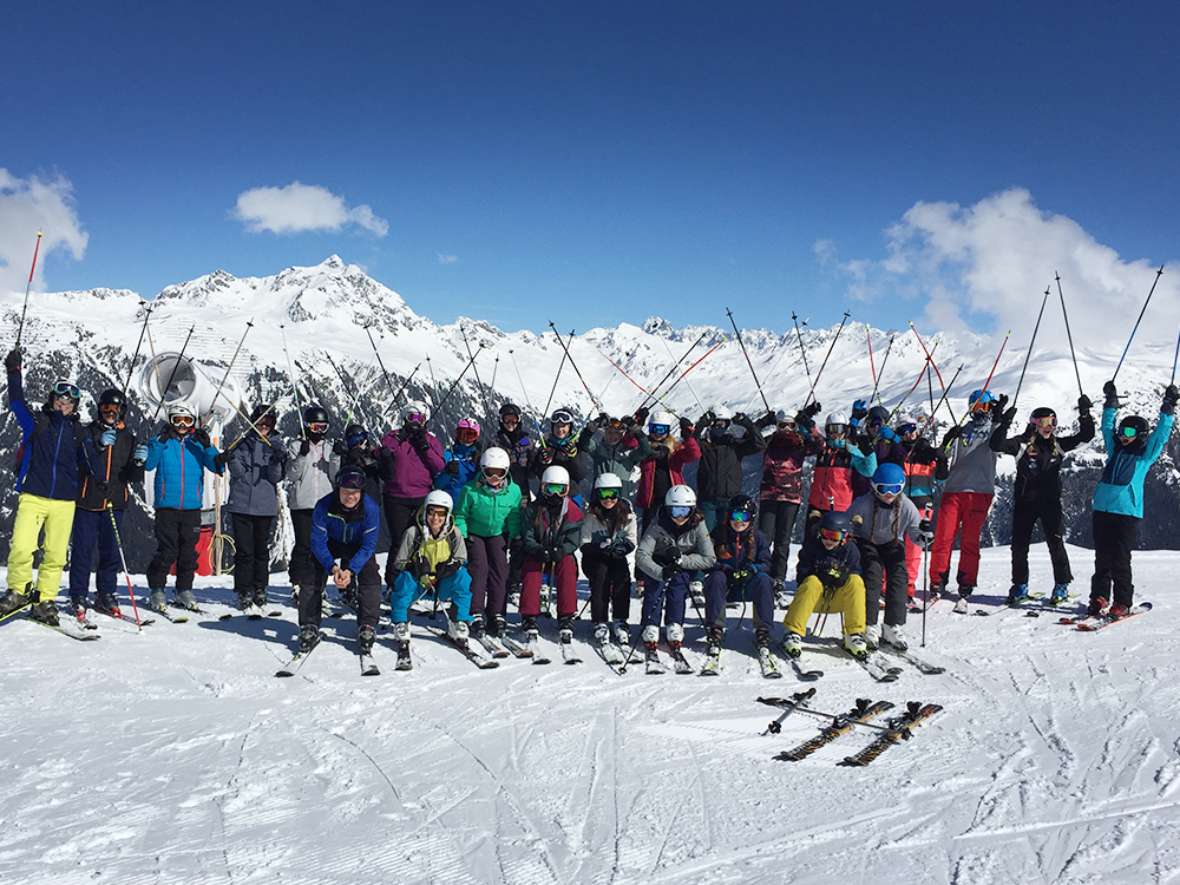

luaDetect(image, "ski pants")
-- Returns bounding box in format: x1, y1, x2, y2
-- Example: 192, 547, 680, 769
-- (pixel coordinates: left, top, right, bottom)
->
288, 508, 314, 587
904, 494, 932, 597
703, 568, 774, 630
298, 543, 381, 630
382, 495, 424, 586
1011, 495, 1072, 585
147, 508, 201, 592
640, 570, 691, 629
759, 500, 800, 583
797, 506, 828, 582
1091, 510, 1137, 608
859, 539, 908, 628
68, 507, 123, 601
929, 491, 992, 592
466, 534, 509, 621
389, 567, 473, 624
7, 493, 76, 602
581, 547, 631, 624
231, 513, 273, 598
783, 574, 866, 638
520, 553, 578, 619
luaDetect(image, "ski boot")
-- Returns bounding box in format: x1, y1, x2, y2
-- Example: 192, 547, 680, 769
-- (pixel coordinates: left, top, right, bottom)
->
521, 615, 539, 638
30, 600, 60, 626
641, 624, 664, 673
493, 614, 508, 637
705, 625, 724, 656
864, 623, 880, 650
754, 625, 771, 650
252, 589, 268, 610
1087, 596, 1108, 618
357, 625, 376, 656
666, 622, 685, 652
298, 624, 321, 653
447, 616, 470, 643
773, 580, 791, 610
1049, 583, 1071, 606
0, 589, 31, 617
689, 580, 705, 609
882, 622, 908, 652
69, 596, 89, 625
174, 589, 199, 611
782, 632, 803, 659
953, 586, 973, 614
469, 615, 486, 640
843, 633, 868, 660
613, 621, 631, 648
1007, 583, 1031, 606
235, 592, 253, 612
149, 589, 168, 612
557, 615, 574, 645
290, 584, 300, 606
1108, 603, 1129, 620
391, 621, 411, 642
94, 592, 121, 617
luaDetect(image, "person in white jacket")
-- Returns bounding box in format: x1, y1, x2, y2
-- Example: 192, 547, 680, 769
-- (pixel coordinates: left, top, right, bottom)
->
285, 406, 339, 603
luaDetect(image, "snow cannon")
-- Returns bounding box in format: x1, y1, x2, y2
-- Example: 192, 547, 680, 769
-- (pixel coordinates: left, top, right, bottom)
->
136, 352, 242, 426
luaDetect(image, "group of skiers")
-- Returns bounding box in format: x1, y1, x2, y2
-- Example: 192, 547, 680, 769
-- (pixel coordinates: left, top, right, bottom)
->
2, 338, 1176, 673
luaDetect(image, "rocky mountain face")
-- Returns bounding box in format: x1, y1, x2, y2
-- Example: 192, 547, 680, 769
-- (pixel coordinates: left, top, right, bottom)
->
1, 256, 1176, 573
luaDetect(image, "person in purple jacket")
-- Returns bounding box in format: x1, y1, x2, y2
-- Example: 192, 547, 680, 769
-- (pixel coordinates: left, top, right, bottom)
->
850, 404, 908, 498
377, 400, 445, 587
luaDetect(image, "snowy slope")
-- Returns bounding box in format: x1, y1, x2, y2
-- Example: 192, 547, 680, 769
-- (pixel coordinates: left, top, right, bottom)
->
0, 547, 1177, 884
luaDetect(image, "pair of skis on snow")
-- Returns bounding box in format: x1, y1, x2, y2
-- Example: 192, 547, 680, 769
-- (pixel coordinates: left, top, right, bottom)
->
1057, 601, 1152, 632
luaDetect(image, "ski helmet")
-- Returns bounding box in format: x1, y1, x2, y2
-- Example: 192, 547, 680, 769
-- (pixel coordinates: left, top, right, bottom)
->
480, 446, 511, 487
541, 465, 570, 498
344, 423, 368, 448
649, 411, 676, 437
303, 405, 329, 426
968, 389, 994, 412
499, 402, 521, 419
403, 401, 430, 426
550, 408, 574, 428
167, 402, 196, 423
664, 484, 697, 508
48, 379, 81, 407
825, 411, 850, 435
871, 462, 906, 497
819, 509, 852, 544
424, 489, 454, 513
866, 405, 890, 427
250, 403, 276, 429
894, 413, 918, 435
594, 472, 623, 491
1117, 414, 1149, 444
456, 417, 481, 444
97, 389, 126, 420
335, 465, 367, 492
727, 494, 756, 523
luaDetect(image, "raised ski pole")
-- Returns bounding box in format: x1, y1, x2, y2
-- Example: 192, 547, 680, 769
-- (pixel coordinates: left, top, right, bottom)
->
869, 333, 895, 405
867, 327, 878, 391
792, 311, 814, 385
459, 323, 494, 424
280, 324, 306, 439
435, 348, 481, 414
1171, 329, 1180, 386
14, 231, 43, 348
929, 364, 966, 447
210, 319, 254, 415
725, 307, 771, 414
1011, 287, 1049, 409
540, 328, 574, 421
926, 363, 935, 423
910, 324, 957, 424
107, 502, 144, 629
508, 349, 535, 414
657, 338, 727, 407
638, 331, 708, 411
548, 322, 603, 412
1054, 272, 1085, 398
884, 344, 939, 426
323, 352, 372, 431
363, 324, 400, 404
151, 325, 195, 421
121, 303, 153, 400
1112, 265, 1165, 382
388, 361, 421, 409
804, 310, 852, 407
293, 358, 332, 420
979, 329, 1011, 399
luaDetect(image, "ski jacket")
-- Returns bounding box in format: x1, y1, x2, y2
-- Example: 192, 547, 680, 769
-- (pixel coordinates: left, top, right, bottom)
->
579, 500, 638, 556
287, 439, 339, 510
849, 491, 924, 547
696, 416, 765, 503
453, 479, 523, 539
310, 491, 381, 573
7, 365, 87, 501
579, 429, 651, 498
433, 441, 483, 501
520, 497, 584, 560
377, 428, 445, 499
851, 436, 908, 498
636, 436, 702, 509
78, 421, 143, 511
1092, 406, 1174, 519
990, 414, 1094, 501
530, 436, 587, 483
797, 533, 862, 585
901, 438, 947, 499
225, 434, 289, 517
493, 424, 536, 498
808, 432, 877, 512
709, 522, 771, 575
942, 416, 998, 495
392, 508, 467, 578
635, 511, 716, 581
759, 428, 811, 504
144, 429, 222, 510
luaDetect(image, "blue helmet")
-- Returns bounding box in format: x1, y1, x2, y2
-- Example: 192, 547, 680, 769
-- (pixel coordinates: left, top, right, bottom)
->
871, 462, 906, 496
968, 389, 993, 410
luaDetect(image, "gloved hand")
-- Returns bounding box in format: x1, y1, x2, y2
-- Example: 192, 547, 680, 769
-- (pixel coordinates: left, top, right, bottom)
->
4, 348, 21, 373
804, 401, 822, 418
941, 424, 963, 447
100, 428, 118, 447
192, 428, 211, 447
1001, 406, 1018, 424
1077, 393, 1093, 414
679, 417, 695, 438
300, 438, 311, 456
760, 410, 777, 428
993, 393, 1009, 415
633, 406, 650, 425
653, 546, 682, 567
731, 568, 750, 584
732, 412, 748, 425
879, 426, 899, 443
609, 538, 635, 558
445, 460, 461, 476
215, 450, 230, 469
538, 447, 553, 465
543, 544, 560, 562
435, 559, 461, 579
661, 563, 681, 581
699, 410, 716, 427
916, 519, 934, 546
1163, 384, 1179, 416
133, 444, 148, 465
851, 399, 868, 421
819, 564, 848, 589
1103, 380, 1119, 409
596, 411, 611, 428
332, 439, 347, 456
409, 428, 430, 452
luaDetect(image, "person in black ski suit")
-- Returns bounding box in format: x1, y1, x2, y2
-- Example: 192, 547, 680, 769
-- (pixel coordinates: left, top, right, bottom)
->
493, 402, 536, 594
694, 411, 765, 531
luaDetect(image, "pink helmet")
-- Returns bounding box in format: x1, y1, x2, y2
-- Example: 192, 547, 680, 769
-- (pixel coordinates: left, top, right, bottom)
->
457, 417, 481, 440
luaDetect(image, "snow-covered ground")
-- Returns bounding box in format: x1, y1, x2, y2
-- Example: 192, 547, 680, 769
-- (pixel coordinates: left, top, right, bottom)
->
1, 546, 1177, 885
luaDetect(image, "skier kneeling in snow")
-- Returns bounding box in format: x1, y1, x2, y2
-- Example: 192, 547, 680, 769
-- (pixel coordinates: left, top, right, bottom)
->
635, 484, 716, 666
782, 510, 868, 660
1087, 380, 1177, 619
703, 494, 774, 660
299, 466, 381, 655
389, 490, 473, 652
580, 472, 637, 658
849, 462, 933, 651
518, 465, 583, 643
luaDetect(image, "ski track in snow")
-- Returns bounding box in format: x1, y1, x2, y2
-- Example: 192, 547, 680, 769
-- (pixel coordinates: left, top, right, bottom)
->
1, 547, 1178, 884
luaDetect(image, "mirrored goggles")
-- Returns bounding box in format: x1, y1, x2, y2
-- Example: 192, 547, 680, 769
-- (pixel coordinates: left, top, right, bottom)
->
170, 415, 195, 428
896, 423, 917, 436
819, 528, 848, 543
649, 423, 671, 436
52, 382, 81, 399
826, 423, 849, 436
483, 467, 507, 479
406, 412, 427, 425
425, 506, 450, 519
669, 505, 692, 518
456, 428, 479, 444
307, 421, 329, 434
1121, 425, 1139, 439
597, 488, 620, 500
543, 482, 568, 496
730, 510, 753, 523
873, 481, 905, 496
1034, 416, 1057, 430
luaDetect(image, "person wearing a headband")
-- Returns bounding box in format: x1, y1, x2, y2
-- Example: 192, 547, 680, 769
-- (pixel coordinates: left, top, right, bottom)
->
990, 395, 1094, 607
299, 466, 382, 656
1086, 379, 1177, 619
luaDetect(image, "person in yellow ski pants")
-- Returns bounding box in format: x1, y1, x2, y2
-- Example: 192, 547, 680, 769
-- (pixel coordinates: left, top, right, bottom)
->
7, 494, 76, 601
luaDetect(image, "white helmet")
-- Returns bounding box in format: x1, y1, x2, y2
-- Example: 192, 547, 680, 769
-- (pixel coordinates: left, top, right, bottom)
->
665, 484, 697, 508
825, 411, 849, 428
541, 465, 570, 496
480, 447, 510, 471
424, 489, 454, 512
402, 401, 430, 425
167, 403, 196, 421
594, 472, 623, 490
649, 411, 676, 434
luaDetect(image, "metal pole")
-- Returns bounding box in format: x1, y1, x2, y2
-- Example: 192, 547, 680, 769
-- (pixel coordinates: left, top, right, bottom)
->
792, 312, 813, 384
151, 325, 196, 421
547, 322, 603, 412
869, 333, 895, 405
1113, 265, 1165, 381
280, 324, 306, 439
804, 310, 852, 407
1054, 272, 1085, 398
1011, 287, 1049, 409
15, 232, 43, 347
363, 324, 399, 402
1172, 330, 1180, 386
540, 329, 573, 420
509, 349, 535, 414
725, 307, 771, 413
638, 331, 708, 411
459, 323, 493, 423
121, 303, 153, 399
910, 324, 957, 424
210, 319, 254, 416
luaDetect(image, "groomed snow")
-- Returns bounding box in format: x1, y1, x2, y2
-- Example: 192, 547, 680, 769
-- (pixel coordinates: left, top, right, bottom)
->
1, 546, 1177, 884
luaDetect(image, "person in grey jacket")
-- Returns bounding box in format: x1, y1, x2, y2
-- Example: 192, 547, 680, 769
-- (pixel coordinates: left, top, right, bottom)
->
635, 484, 716, 661
578, 414, 651, 499
850, 462, 932, 652
221, 404, 289, 611
286, 406, 339, 603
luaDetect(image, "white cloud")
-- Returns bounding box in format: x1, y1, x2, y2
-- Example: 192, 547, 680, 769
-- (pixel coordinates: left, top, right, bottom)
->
437, 253, 459, 265
817, 188, 1179, 357
0, 168, 88, 296
232, 181, 389, 237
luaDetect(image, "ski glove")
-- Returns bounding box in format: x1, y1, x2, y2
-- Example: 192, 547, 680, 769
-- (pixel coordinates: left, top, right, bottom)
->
1163, 384, 1179, 415
759, 410, 778, 428
993, 394, 1009, 415
941, 424, 963, 448
1103, 380, 1119, 409
100, 428, 118, 447
214, 451, 231, 469
679, 417, 695, 438
445, 459, 461, 475
1001, 406, 1018, 424
633, 406, 650, 425
916, 519, 934, 546
332, 439, 347, 456
1077, 393, 1093, 414
609, 538, 635, 558
192, 428, 211, 447
133, 444, 148, 465
803, 401, 823, 419
878, 426, 899, 443
661, 564, 682, 580
435, 559, 461, 579
731, 568, 751, 584
4, 348, 21, 373
299, 438, 312, 456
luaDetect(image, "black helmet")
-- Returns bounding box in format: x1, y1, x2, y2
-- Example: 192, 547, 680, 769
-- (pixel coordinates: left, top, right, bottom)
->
499, 402, 521, 418
335, 465, 367, 492
1030, 406, 1056, 422
550, 408, 574, 427
97, 389, 126, 417
249, 403, 276, 428
866, 405, 890, 427
344, 423, 368, 447
820, 509, 853, 536
1117, 415, 1149, 444
303, 404, 329, 426
728, 494, 756, 520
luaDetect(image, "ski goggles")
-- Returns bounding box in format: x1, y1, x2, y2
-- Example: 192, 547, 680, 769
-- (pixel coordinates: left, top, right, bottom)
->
1121, 425, 1140, 439
668, 505, 692, 519
170, 414, 195, 427
405, 412, 427, 426
596, 488, 620, 500
52, 381, 81, 400
872, 481, 905, 497
543, 482, 568, 496
730, 509, 753, 523
551, 410, 574, 426
819, 528, 848, 544
456, 428, 479, 444
649, 423, 671, 437
825, 423, 849, 436
482, 467, 507, 479
425, 505, 450, 519
896, 422, 917, 436
1034, 416, 1057, 430
337, 468, 367, 491
307, 421, 329, 434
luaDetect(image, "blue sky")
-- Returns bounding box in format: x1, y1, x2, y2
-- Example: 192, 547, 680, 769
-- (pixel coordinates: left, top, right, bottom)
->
3, 2, 1179, 335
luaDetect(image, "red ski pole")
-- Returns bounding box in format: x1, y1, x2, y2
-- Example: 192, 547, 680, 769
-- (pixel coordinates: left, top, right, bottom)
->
15, 231, 43, 347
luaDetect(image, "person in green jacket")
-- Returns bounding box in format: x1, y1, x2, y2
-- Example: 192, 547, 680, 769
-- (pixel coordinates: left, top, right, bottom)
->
453, 446, 522, 640
578, 413, 651, 499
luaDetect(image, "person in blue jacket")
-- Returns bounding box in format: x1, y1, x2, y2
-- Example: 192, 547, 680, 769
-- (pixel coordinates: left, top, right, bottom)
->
702, 494, 775, 664
433, 417, 483, 502
1088, 380, 1177, 618
298, 466, 381, 655
142, 402, 223, 612
0, 347, 89, 626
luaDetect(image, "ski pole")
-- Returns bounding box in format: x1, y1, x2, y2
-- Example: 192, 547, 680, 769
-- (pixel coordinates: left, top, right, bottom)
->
725, 307, 771, 414
1011, 287, 1049, 410
386, 362, 422, 414
210, 319, 254, 418
979, 329, 1011, 399
151, 325, 195, 421
460, 323, 494, 424
540, 328, 574, 421
1054, 272, 1085, 398
657, 334, 707, 415
187, 361, 273, 448
425, 354, 439, 408
323, 352, 368, 430
1172, 329, 1180, 386
867, 327, 878, 392
508, 349, 535, 415
792, 311, 814, 385
363, 324, 400, 406
869, 333, 895, 405
280, 324, 306, 439
121, 303, 153, 401
1112, 265, 1165, 382
107, 502, 144, 629
884, 344, 938, 426
293, 358, 332, 422
761, 687, 818, 735
222, 401, 282, 453
909, 324, 957, 424
14, 231, 43, 348
435, 348, 482, 415
655, 338, 726, 410
804, 310, 852, 407
638, 331, 708, 412
920, 503, 932, 649
548, 322, 603, 412
595, 344, 681, 416
926, 363, 935, 424
929, 364, 966, 448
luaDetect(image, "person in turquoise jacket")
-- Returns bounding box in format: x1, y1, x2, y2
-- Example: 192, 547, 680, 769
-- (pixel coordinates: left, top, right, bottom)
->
434, 417, 483, 501
1088, 380, 1177, 618
142, 403, 223, 611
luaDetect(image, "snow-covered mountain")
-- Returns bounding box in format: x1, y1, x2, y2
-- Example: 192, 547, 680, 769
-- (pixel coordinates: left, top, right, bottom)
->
2, 255, 1177, 565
